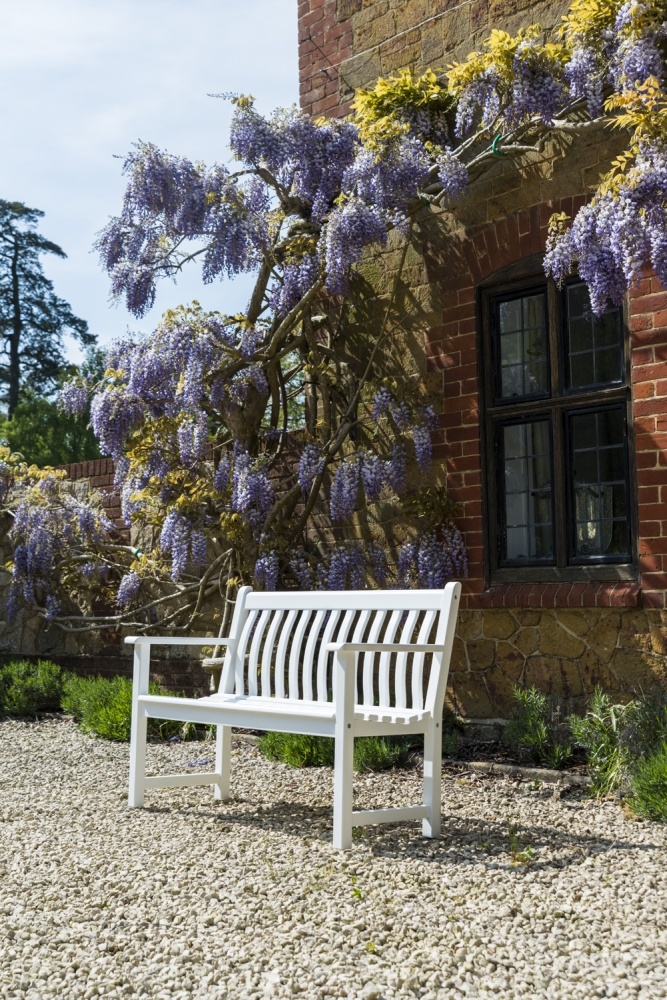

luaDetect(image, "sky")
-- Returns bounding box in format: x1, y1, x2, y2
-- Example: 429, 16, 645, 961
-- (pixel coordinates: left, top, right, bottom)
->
0, 0, 299, 364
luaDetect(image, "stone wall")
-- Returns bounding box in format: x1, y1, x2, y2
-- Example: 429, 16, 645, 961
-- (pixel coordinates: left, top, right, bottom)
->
450, 608, 667, 718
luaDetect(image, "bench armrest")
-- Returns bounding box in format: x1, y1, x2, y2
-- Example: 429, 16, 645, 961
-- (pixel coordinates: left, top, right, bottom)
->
326, 642, 445, 654
124, 636, 234, 647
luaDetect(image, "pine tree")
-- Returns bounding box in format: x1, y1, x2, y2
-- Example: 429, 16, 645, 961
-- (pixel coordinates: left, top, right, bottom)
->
0, 200, 94, 416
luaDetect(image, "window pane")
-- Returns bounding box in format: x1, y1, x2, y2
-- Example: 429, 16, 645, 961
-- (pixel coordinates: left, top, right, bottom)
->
570, 408, 630, 560
496, 292, 548, 400
501, 420, 553, 563
566, 282, 623, 389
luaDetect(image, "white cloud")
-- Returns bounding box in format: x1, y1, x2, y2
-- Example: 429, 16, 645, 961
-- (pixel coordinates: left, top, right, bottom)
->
0, 0, 298, 353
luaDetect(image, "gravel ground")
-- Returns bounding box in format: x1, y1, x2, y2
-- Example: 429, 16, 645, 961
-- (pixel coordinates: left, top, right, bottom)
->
1, 717, 666, 1000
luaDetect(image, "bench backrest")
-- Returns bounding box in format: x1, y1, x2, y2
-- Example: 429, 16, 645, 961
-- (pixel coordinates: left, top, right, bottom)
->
219, 583, 461, 714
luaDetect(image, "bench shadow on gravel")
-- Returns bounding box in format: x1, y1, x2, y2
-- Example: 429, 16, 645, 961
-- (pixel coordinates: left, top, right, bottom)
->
150, 797, 660, 870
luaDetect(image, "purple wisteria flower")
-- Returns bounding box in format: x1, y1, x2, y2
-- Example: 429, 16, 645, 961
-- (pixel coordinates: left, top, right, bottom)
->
298, 444, 324, 494
455, 68, 501, 136
386, 444, 406, 494
254, 551, 279, 591
564, 45, 605, 117
117, 572, 141, 609
413, 425, 433, 471
368, 542, 389, 586
289, 555, 314, 590
214, 452, 232, 493
360, 451, 386, 503
231, 449, 274, 530
59, 381, 89, 417
372, 386, 393, 421
398, 530, 466, 588
330, 458, 359, 521
324, 542, 365, 590
436, 151, 469, 201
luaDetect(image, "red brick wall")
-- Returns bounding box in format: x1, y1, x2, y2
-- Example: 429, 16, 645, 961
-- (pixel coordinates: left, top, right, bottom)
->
630, 275, 667, 609
299, 0, 354, 118
61, 458, 125, 535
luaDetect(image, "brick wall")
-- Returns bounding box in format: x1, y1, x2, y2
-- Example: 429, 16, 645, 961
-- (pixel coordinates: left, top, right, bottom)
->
62, 457, 125, 535
630, 275, 667, 608
299, 0, 572, 118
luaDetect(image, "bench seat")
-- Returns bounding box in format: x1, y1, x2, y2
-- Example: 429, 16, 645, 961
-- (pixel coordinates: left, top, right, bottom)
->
139, 692, 431, 737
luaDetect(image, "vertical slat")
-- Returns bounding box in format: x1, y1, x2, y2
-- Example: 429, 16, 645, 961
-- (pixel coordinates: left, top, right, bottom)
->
317, 610, 341, 702
261, 610, 285, 698
220, 585, 251, 694
335, 609, 356, 645
235, 609, 259, 694
274, 609, 297, 699
362, 610, 386, 706
411, 610, 436, 710
302, 609, 326, 701
379, 610, 402, 707
289, 611, 312, 700
395, 610, 419, 709
248, 609, 271, 697
351, 610, 371, 705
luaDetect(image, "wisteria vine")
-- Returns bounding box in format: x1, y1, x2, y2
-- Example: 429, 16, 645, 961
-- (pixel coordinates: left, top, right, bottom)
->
5, 0, 667, 630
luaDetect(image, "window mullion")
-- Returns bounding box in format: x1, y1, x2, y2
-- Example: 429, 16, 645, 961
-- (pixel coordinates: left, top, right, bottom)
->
547, 280, 561, 396
551, 402, 569, 568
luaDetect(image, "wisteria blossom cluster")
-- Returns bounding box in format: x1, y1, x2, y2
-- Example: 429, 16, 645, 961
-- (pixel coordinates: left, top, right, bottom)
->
7, 468, 114, 623
546, 1, 667, 304
398, 526, 468, 590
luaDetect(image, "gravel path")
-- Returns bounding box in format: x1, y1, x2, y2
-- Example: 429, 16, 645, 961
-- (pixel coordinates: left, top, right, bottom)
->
1, 717, 666, 1000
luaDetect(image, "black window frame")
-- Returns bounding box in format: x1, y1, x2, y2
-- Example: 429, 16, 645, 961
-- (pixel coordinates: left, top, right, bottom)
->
478, 255, 638, 586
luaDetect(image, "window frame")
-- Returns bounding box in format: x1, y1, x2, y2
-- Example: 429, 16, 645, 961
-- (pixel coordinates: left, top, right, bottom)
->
477, 256, 638, 586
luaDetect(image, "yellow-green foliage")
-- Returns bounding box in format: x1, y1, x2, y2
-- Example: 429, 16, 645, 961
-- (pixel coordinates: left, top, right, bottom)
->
447, 26, 568, 100
350, 68, 453, 150
558, 0, 624, 46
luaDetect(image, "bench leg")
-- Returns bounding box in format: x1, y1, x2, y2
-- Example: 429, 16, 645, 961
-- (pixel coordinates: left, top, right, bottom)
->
128, 644, 150, 808
422, 721, 442, 838
333, 650, 355, 850
214, 725, 232, 801
333, 727, 354, 850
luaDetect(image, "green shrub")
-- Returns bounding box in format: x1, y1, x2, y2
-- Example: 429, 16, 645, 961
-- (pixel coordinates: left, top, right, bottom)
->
0, 659, 64, 716
569, 689, 632, 797
631, 743, 667, 822
258, 732, 416, 772
61, 674, 181, 742
259, 732, 335, 768
506, 686, 572, 769
570, 687, 667, 798
353, 735, 414, 772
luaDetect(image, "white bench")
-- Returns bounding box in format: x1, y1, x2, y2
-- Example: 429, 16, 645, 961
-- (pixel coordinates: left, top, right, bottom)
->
126, 582, 461, 849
